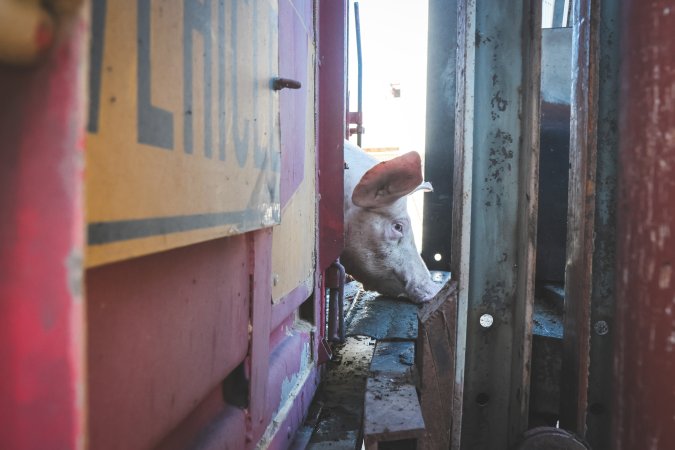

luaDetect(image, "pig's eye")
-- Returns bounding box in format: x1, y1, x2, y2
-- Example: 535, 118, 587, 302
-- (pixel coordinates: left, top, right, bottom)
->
393, 223, 404, 233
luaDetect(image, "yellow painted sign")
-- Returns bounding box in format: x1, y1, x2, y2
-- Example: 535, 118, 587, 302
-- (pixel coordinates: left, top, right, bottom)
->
86, 0, 280, 267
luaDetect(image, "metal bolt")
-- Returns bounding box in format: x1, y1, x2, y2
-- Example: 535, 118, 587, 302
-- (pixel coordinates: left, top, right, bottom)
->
594, 320, 609, 336
479, 313, 494, 328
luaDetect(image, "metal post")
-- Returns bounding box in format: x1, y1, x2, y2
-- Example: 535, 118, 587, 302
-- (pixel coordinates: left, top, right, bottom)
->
422, 0, 458, 273
613, 1, 675, 448
455, 0, 541, 448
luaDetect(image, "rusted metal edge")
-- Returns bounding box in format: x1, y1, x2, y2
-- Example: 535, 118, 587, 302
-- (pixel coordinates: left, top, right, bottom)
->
560, 0, 600, 434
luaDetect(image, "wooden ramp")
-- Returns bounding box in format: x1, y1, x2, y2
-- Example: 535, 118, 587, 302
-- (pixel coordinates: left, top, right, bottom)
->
294, 274, 456, 449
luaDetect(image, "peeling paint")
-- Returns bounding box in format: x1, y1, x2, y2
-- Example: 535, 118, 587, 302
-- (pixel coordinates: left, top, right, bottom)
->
658, 263, 672, 289
66, 249, 83, 299
256, 341, 313, 449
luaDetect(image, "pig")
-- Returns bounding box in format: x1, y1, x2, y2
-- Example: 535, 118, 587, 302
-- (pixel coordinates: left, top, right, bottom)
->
341, 140, 442, 303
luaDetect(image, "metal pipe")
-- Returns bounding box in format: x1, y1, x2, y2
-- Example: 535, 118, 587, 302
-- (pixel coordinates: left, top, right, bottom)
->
326, 260, 346, 343
354, 1, 363, 147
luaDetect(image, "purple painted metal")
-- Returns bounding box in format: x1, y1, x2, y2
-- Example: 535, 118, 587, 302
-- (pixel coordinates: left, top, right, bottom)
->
271, 282, 313, 331
0, 13, 87, 450
613, 1, 675, 448
279, 0, 310, 209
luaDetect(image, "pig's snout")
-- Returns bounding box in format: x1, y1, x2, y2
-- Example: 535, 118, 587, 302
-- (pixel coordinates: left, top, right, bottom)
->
397, 268, 443, 303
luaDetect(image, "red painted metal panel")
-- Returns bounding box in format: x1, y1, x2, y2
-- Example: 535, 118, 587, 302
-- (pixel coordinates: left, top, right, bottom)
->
87, 236, 250, 450
0, 15, 87, 450
156, 386, 246, 450
318, 0, 347, 270
613, 1, 675, 448
247, 229, 274, 447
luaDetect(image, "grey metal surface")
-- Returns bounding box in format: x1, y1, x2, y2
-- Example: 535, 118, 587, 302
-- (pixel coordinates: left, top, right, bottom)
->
585, 1, 619, 448
422, 0, 458, 272
537, 28, 572, 283
457, 0, 541, 449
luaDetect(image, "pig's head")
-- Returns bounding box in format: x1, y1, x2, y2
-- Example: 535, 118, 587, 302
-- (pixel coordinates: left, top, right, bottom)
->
342, 151, 441, 303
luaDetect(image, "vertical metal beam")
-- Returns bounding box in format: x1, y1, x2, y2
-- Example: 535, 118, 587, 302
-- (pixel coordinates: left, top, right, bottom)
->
613, 1, 675, 448
422, 0, 458, 272
585, 1, 620, 449
560, 0, 598, 434
247, 229, 274, 444
457, 0, 541, 448
0, 11, 87, 450
450, 0, 475, 447
317, 0, 347, 271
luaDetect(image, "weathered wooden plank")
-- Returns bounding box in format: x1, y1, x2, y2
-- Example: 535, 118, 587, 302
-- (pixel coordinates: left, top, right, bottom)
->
364, 378, 426, 448
346, 295, 418, 341
417, 281, 458, 450
308, 336, 375, 449
370, 341, 415, 381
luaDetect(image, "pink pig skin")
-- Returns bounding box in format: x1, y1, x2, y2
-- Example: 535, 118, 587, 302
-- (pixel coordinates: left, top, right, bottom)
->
342, 140, 441, 303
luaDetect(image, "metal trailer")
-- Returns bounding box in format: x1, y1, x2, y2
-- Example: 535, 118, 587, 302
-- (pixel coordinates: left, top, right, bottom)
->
1, 0, 346, 448
1, 0, 675, 449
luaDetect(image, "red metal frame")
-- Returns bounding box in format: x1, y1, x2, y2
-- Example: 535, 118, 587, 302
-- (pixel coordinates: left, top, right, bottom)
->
318, 0, 347, 272
0, 15, 88, 450
613, 1, 675, 447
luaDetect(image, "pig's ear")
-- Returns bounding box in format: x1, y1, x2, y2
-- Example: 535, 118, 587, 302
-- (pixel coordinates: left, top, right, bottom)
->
352, 151, 423, 208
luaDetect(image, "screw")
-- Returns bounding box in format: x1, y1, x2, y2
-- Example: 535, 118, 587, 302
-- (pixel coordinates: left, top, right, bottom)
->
594, 320, 609, 336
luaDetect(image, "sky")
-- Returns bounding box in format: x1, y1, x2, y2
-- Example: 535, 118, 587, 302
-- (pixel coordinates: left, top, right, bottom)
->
347, 0, 429, 154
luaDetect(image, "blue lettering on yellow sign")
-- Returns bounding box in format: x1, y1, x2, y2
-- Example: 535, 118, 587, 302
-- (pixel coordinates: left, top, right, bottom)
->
87, 0, 278, 169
